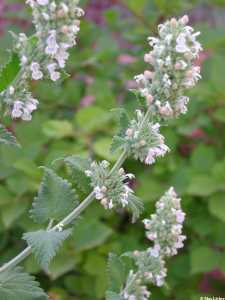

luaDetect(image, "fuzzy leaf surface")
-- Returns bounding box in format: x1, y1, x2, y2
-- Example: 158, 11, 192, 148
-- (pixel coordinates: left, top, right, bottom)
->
64, 155, 91, 193
0, 267, 48, 300
0, 125, 20, 147
23, 229, 72, 270
106, 291, 121, 300
30, 167, 78, 224
107, 253, 126, 293
128, 194, 144, 222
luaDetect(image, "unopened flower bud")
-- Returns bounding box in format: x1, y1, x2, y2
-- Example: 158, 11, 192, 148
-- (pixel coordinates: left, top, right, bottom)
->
170, 18, 177, 27
144, 70, 153, 80
101, 198, 108, 207
61, 25, 69, 34
146, 94, 153, 105
126, 128, 133, 137
139, 139, 146, 146
144, 53, 154, 64
119, 168, 125, 176
180, 15, 189, 25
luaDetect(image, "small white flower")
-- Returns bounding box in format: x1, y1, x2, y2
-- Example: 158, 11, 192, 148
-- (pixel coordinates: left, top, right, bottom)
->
21, 109, 32, 121
175, 210, 186, 223
55, 47, 69, 68
45, 30, 59, 55
94, 186, 104, 200
149, 244, 161, 258
9, 86, 15, 95
26, 98, 39, 112
30, 62, 43, 80
37, 0, 49, 5
47, 63, 60, 81
85, 170, 92, 177
11, 101, 23, 118
176, 33, 189, 53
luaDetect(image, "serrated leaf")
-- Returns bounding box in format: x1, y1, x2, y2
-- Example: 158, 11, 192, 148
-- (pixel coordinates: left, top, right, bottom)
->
23, 229, 72, 270
0, 52, 20, 92
0, 125, 20, 147
107, 253, 126, 293
106, 291, 121, 300
30, 167, 78, 224
112, 107, 130, 137
64, 155, 91, 193
110, 136, 126, 153
0, 267, 48, 300
128, 194, 144, 223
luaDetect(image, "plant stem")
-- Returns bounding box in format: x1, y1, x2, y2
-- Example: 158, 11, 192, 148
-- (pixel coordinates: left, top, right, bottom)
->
0, 106, 151, 274
0, 149, 128, 273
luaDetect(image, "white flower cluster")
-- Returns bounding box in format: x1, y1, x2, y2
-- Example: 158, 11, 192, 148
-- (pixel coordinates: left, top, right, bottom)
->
119, 188, 185, 300
121, 271, 151, 300
26, 0, 84, 77
125, 110, 170, 165
143, 187, 186, 257
1, 0, 84, 121
85, 160, 136, 210
135, 15, 202, 118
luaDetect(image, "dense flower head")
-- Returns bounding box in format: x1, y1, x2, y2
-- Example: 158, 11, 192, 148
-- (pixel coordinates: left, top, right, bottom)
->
121, 271, 151, 300
0, 0, 84, 121
125, 110, 170, 165
85, 160, 142, 218
131, 249, 167, 287
143, 187, 186, 257
135, 15, 202, 118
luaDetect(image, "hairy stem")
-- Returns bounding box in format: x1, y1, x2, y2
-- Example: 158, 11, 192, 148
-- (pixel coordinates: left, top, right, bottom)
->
0, 106, 151, 274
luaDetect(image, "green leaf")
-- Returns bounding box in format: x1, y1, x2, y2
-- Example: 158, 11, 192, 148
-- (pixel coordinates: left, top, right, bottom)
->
0, 52, 20, 92
112, 107, 130, 137
64, 155, 91, 193
0, 125, 20, 147
187, 175, 220, 197
0, 267, 48, 300
190, 145, 216, 172
106, 291, 121, 300
1, 200, 28, 229
107, 253, 126, 293
75, 106, 111, 133
23, 229, 72, 270
93, 137, 120, 162
190, 246, 219, 274
31, 167, 78, 224
208, 193, 225, 223
111, 136, 126, 153
72, 219, 112, 252
42, 120, 74, 139
128, 194, 144, 222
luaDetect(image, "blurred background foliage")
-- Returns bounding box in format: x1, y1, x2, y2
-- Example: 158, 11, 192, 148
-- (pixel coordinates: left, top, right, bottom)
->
0, 0, 225, 299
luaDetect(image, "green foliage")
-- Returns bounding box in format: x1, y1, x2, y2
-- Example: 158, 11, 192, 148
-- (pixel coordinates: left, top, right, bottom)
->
107, 253, 126, 293
0, 1, 225, 299
64, 155, 91, 193
106, 291, 121, 300
127, 194, 144, 222
42, 120, 74, 139
72, 219, 112, 252
0, 52, 20, 92
23, 229, 72, 270
30, 167, 78, 224
0, 267, 48, 300
0, 125, 20, 147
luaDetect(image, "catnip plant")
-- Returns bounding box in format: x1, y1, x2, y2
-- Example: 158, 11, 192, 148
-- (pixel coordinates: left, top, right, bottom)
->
0, 2, 202, 299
